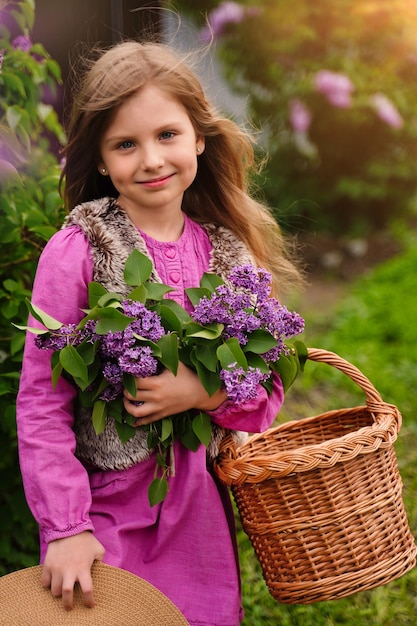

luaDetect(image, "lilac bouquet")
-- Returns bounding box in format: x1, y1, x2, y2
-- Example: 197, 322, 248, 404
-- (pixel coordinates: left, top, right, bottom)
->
17, 250, 305, 505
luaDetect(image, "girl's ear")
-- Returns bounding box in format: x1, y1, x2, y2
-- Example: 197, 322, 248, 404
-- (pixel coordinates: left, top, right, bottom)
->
98, 163, 108, 176
196, 139, 205, 155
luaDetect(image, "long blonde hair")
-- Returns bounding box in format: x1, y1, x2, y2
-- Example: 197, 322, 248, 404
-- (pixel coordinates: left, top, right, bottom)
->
61, 41, 302, 295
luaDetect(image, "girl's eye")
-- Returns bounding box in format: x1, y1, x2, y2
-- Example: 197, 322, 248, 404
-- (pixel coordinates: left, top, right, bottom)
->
118, 140, 134, 150
160, 131, 175, 140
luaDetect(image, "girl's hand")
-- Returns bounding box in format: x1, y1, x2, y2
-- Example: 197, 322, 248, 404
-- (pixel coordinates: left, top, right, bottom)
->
41, 531, 105, 610
123, 362, 227, 426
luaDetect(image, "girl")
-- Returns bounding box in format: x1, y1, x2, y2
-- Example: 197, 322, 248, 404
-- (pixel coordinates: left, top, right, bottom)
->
17, 41, 302, 625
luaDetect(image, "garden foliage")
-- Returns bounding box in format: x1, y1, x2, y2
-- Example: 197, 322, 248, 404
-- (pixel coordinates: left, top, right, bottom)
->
0, 0, 66, 573
178, 0, 417, 234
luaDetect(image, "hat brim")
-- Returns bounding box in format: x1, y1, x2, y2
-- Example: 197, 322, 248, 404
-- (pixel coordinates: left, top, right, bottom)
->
0, 561, 189, 625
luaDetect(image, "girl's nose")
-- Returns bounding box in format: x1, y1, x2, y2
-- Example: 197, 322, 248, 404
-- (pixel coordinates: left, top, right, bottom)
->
140, 144, 164, 170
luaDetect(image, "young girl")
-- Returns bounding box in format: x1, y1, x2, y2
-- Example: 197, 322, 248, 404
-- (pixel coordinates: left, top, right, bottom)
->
17, 41, 302, 625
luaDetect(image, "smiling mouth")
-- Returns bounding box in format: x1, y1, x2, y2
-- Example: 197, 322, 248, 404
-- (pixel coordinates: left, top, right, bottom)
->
139, 174, 174, 187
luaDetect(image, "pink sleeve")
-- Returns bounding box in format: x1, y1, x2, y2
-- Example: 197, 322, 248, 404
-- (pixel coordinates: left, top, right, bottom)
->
16, 226, 96, 545
207, 372, 284, 433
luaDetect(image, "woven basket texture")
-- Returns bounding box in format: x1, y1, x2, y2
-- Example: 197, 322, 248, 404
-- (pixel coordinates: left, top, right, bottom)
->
0, 561, 189, 625
214, 348, 417, 604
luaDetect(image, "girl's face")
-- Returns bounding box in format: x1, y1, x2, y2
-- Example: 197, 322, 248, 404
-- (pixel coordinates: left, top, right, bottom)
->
98, 84, 205, 221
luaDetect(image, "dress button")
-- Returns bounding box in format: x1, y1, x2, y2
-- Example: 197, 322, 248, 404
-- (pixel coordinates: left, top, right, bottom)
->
164, 248, 176, 259
169, 271, 181, 284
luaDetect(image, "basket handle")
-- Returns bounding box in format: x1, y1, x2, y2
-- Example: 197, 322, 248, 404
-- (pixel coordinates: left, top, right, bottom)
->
214, 348, 402, 485
307, 348, 382, 403
306, 348, 401, 429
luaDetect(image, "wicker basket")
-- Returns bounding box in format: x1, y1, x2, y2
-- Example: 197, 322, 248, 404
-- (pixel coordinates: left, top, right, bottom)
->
214, 348, 417, 604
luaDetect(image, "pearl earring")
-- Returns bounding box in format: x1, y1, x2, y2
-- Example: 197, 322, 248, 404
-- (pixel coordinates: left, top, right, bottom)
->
197, 147, 201, 153
101, 168, 107, 174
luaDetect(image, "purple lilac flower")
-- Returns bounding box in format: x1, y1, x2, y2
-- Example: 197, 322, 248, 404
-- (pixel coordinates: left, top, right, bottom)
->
192, 286, 236, 325
370, 93, 403, 129
289, 99, 312, 133
262, 340, 286, 364
228, 265, 272, 303
0, 49, 4, 74
192, 265, 304, 352
34, 324, 81, 351
99, 327, 135, 358
122, 300, 165, 342
118, 346, 159, 377
220, 365, 269, 404
102, 361, 123, 385
314, 70, 354, 108
80, 319, 100, 343
200, 2, 245, 42
258, 299, 305, 338
99, 382, 124, 402
225, 309, 261, 345
192, 287, 253, 341
12, 35, 32, 52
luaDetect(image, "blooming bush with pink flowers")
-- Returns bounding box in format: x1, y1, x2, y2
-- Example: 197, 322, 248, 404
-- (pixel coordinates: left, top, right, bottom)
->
181, 0, 417, 234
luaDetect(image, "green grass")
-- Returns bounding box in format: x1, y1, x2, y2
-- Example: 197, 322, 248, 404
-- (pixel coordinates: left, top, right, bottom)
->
235, 243, 417, 624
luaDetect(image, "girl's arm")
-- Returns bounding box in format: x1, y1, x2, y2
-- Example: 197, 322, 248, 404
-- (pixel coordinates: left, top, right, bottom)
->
17, 227, 94, 541
16, 227, 104, 608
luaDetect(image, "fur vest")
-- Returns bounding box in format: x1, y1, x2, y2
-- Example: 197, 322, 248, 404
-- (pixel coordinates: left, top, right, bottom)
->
64, 197, 254, 470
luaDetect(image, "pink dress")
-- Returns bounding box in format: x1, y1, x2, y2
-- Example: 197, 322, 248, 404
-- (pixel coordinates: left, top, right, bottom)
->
17, 215, 284, 626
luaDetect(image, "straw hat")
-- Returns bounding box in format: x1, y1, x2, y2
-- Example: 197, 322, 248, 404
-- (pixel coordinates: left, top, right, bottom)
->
0, 561, 189, 625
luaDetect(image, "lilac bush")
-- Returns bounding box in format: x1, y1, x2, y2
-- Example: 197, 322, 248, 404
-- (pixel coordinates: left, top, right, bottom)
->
182, 0, 417, 234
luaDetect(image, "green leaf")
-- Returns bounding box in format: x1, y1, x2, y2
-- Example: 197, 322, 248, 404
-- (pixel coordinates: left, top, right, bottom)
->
184, 286, 211, 306
96, 293, 123, 307
195, 344, 219, 373
12, 323, 47, 335
76, 340, 97, 366
160, 417, 173, 443
26, 301, 63, 330
244, 329, 278, 354
293, 340, 308, 369
92, 400, 107, 435
95, 308, 133, 334
51, 360, 63, 388
200, 272, 224, 292
2, 299, 18, 320
114, 420, 136, 443
185, 321, 224, 340
192, 412, 212, 447
217, 338, 247, 370
2, 72, 26, 97
59, 345, 88, 383
28, 225, 57, 240
158, 303, 187, 332
158, 299, 191, 323
126, 285, 147, 303
3, 279, 18, 292
124, 249, 153, 286
273, 353, 299, 392
10, 332, 25, 356
107, 397, 124, 422
157, 333, 179, 375
144, 282, 173, 301
246, 352, 270, 373
190, 352, 222, 396
122, 373, 137, 398
148, 478, 168, 507
180, 428, 200, 451
88, 282, 107, 308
